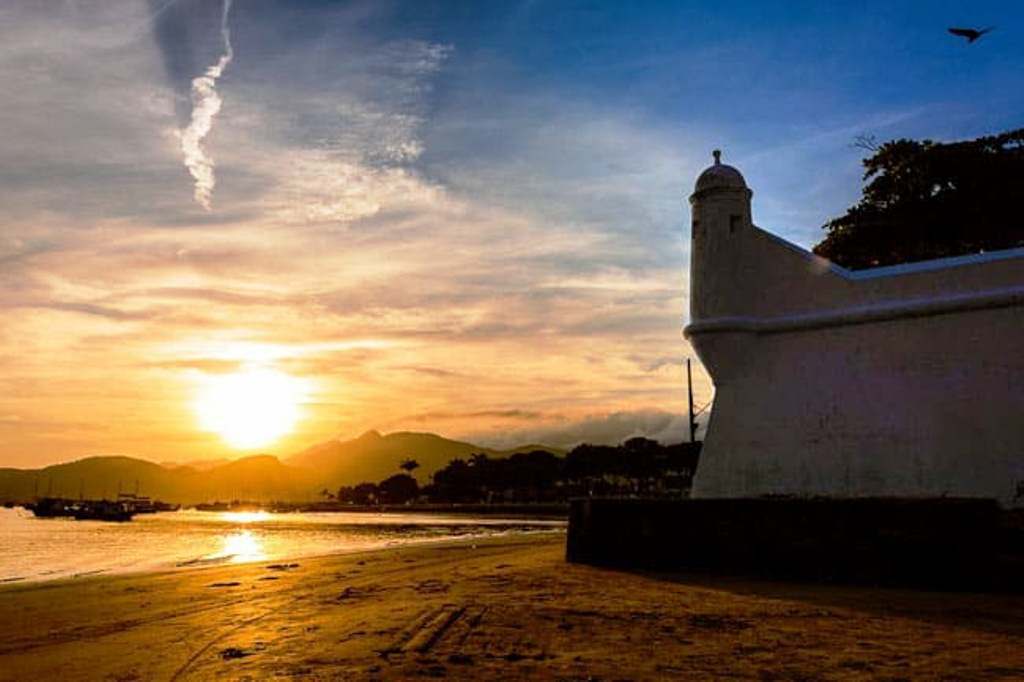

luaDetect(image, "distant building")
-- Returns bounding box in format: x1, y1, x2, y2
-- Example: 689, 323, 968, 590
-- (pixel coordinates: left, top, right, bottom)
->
684, 152, 1024, 507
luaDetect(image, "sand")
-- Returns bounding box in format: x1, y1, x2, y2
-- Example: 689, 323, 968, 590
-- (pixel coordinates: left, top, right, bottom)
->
2, 532, 1024, 681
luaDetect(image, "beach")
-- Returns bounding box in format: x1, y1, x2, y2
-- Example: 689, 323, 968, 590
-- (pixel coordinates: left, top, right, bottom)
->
2, 534, 1024, 680
0, 507, 564, 583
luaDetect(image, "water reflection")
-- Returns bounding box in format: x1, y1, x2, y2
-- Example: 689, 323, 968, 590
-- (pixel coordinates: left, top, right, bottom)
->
213, 530, 266, 563
221, 510, 271, 524
0, 507, 565, 583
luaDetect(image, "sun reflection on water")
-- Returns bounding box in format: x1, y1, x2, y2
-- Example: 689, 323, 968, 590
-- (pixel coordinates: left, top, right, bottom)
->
215, 531, 266, 563
222, 510, 271, 523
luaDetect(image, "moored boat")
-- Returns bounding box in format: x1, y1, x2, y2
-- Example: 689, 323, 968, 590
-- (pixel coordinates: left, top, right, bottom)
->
71, 500, 134, 522
26, 497, 74, 518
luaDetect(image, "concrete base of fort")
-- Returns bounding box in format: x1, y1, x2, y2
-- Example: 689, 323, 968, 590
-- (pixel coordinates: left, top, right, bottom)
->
565, 497, 1024, 591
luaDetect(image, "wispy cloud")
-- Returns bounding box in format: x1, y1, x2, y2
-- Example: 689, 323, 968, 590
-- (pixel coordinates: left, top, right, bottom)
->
178, 0, 233, 209
4, 1, 1018, 466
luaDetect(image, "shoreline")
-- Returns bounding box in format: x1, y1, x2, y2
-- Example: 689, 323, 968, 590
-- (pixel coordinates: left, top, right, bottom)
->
0, 506, 566, 586
238, 503, 570, 519
0, 525, 565, 589
3, 533, 1024, 680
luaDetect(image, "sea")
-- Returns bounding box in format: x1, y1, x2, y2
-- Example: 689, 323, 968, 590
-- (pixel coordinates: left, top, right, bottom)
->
0, 507, 564, 584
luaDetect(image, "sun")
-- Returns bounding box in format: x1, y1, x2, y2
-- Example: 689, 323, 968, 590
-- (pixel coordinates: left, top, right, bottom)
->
194, 367, 308, 449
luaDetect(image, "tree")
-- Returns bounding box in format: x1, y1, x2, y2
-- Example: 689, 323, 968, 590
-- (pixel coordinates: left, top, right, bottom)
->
351, 482, 378, 506
430, 457, 482, 502
378, 474, 419, 504
399, 458, 420, 475
813, 128, 1024, 269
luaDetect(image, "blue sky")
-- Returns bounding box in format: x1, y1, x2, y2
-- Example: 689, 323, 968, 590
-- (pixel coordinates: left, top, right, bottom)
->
0, 0, 1020, 465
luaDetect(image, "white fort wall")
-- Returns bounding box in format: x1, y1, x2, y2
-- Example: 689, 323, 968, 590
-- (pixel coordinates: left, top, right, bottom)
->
684, 158, 1024, 507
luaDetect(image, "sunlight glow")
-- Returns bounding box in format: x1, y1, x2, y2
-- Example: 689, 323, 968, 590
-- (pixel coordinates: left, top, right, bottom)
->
222, 510, 271, 523
217, 531, 266, 563
194, 366, 308, 449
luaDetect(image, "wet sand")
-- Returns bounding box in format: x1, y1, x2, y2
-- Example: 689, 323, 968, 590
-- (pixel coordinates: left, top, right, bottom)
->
2, 533, 1023, 680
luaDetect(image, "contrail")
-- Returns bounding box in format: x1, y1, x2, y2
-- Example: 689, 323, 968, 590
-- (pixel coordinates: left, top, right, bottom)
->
180, 0, 233, 210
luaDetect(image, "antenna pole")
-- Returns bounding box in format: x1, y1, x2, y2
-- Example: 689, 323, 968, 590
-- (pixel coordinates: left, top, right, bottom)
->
687, 358, 696, 443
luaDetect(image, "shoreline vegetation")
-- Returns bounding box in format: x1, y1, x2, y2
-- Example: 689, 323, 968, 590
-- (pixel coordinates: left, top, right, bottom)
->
7, 436, 701, 521
3, 533, 1024, 680
0, 432, 700, 511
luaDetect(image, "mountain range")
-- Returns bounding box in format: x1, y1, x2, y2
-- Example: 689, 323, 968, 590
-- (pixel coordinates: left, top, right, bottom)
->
0, 431, 562, 505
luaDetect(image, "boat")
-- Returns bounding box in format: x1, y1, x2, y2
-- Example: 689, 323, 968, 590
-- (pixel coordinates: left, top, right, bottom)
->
27, 496, 135, 522
117, 493, 179, 514
71, 500, 134, 522
194, 501, 230, 512
26, 497, 74, 518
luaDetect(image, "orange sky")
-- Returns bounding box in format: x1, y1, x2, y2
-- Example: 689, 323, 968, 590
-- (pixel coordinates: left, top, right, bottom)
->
0, 191, 711, 465
0, 1, 742, 467
4, 1, 1018, 467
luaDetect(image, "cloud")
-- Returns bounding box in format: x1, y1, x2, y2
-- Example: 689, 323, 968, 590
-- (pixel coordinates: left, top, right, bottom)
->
461, 409, 708, 450
0, 1, 710, 466
401, 409, 552, 424
178, 0, 234, 210
7, 302, 153, 322
144, 358, 242, 374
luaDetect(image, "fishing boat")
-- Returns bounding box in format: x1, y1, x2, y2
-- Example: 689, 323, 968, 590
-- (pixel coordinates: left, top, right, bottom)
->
26, 497, 74, 518
27, 496, 135, 522
194, 501, 231, 512
71, 500, 134, 522
117, 493, 179, 514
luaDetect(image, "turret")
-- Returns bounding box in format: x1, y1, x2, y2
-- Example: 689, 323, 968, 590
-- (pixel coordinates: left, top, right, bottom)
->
688, 150, 752, 321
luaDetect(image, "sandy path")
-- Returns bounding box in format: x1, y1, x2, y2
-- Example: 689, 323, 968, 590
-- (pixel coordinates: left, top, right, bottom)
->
2, 533, 1024, 680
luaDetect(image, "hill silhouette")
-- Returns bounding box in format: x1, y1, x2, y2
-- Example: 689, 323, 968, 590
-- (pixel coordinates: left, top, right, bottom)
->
288, 430, 563, 489
0, 454, 314, 505
0, 431, 562, 505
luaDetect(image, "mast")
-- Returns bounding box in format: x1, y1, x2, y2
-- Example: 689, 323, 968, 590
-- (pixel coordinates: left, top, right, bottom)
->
687, 358, 697, 443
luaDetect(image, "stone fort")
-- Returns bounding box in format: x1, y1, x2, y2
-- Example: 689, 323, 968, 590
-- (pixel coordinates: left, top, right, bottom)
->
684, 152, 1024, 508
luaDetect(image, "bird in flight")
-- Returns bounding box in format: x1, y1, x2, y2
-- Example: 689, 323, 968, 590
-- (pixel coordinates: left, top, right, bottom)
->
948, 26, 995, 43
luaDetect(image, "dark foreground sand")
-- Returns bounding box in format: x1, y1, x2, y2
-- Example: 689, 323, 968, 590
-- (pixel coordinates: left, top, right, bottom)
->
2, 532, 1024, 681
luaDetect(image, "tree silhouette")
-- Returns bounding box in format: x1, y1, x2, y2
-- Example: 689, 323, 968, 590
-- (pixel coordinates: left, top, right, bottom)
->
399, 458, 420, 474
814, 128, 1024, 269
378, 474, 419, 504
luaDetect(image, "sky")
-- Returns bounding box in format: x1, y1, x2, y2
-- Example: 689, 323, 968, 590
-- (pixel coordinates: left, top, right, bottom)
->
1, 0, 1021, 467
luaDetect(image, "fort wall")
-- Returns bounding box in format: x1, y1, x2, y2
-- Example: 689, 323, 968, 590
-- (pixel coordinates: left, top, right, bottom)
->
684, 156, 1024, 507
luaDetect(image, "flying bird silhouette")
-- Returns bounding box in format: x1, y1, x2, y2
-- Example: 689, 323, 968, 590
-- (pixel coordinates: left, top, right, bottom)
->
948, 26, 995, 43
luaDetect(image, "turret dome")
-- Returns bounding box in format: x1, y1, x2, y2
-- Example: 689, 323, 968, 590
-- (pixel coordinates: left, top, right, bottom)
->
694, 149, 747, 193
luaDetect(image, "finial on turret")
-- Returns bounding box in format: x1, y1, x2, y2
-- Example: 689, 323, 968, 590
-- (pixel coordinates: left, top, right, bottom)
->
691, 148, 750, 200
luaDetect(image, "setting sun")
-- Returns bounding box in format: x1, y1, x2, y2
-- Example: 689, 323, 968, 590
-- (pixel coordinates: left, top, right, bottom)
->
194, 367, 308, 449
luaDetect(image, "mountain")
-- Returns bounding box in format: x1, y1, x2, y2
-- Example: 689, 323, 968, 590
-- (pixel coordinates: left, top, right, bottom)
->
160, 457, 231, 472
0, 456, 171, 502
0, 454, 314, 505
196, 455, 313, 501
287, 430, 563, 487
0, 431, 563, 504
